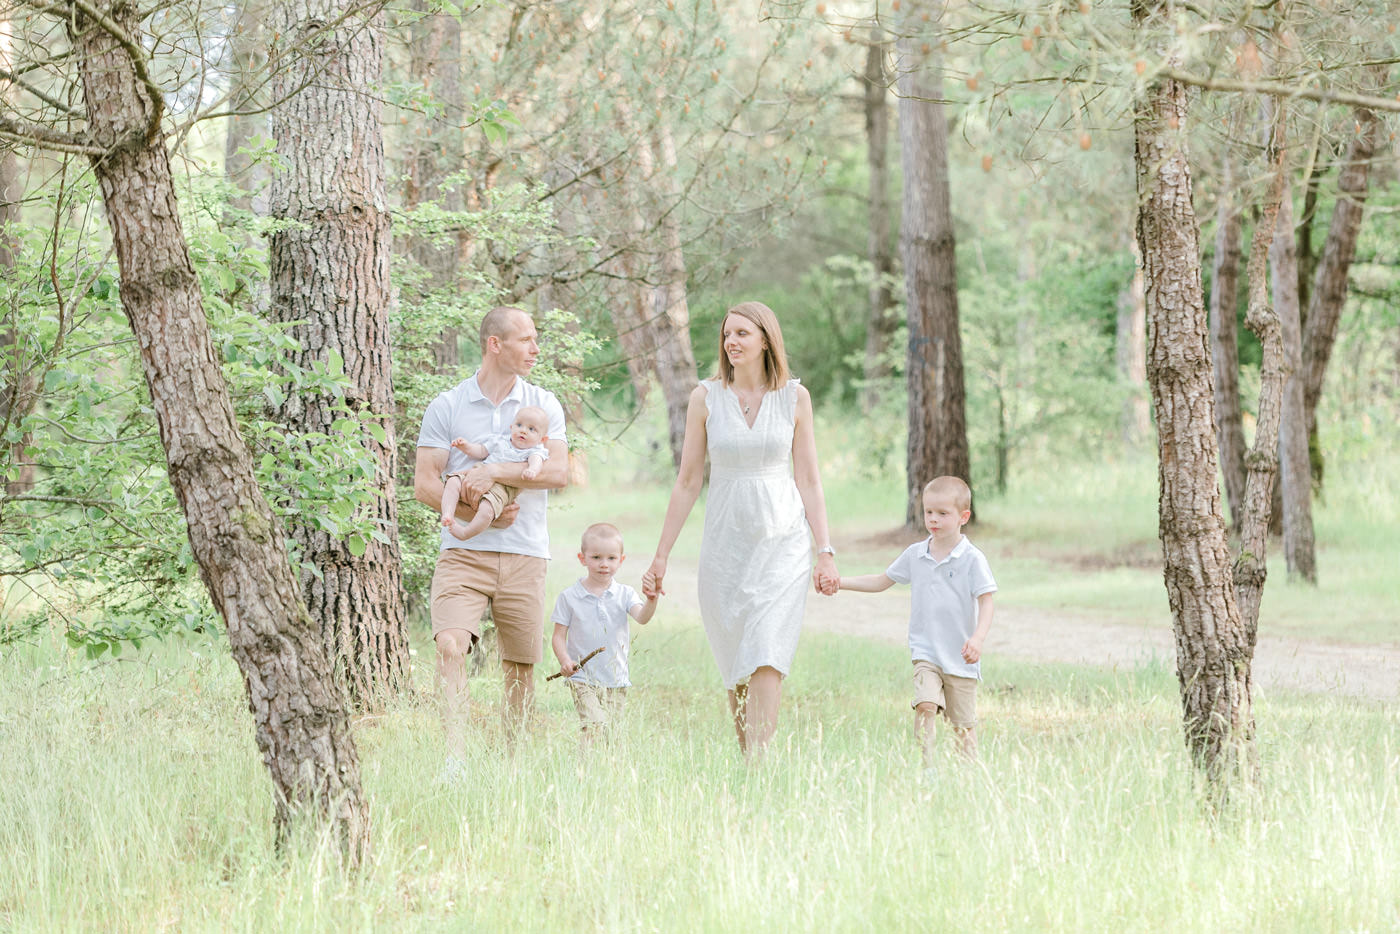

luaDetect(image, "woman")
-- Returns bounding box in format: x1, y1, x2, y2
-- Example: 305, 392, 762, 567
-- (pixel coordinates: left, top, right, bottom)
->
642, 301, 839, 759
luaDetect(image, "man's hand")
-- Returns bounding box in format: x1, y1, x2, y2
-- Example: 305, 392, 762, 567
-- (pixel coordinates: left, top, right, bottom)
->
455, 464, 496, 507
491, 502, 521, 529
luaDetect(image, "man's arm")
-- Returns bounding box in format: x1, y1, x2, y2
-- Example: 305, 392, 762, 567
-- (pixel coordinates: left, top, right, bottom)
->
457, 437, 568, 499
416, 445, 516, 524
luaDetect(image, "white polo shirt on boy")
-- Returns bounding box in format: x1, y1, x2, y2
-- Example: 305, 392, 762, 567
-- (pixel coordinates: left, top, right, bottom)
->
885, 535, 997, 680
417, 372, 566, 559
551, 580, 643, 688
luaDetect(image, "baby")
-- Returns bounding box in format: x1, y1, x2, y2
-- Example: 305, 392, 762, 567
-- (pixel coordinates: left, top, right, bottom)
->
440, 405, 550, 541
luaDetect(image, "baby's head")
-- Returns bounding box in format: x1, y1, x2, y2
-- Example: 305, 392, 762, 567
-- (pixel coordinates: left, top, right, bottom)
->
509, 405, 549, 449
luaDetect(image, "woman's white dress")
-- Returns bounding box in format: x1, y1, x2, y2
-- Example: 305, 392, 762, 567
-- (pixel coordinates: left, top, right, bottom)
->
697, 378, 811, 688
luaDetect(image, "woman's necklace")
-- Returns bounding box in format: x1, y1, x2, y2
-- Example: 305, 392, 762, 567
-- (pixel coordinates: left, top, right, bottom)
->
735, 385, 764, 415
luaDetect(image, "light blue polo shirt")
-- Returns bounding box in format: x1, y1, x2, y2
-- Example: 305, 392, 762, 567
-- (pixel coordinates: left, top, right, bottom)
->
550, 580, 642, 688
417, 371, 566, 559
885, 535, 997, 679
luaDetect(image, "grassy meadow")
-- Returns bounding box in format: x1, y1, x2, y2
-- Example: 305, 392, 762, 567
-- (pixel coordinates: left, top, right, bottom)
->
2, 424, 1398, 932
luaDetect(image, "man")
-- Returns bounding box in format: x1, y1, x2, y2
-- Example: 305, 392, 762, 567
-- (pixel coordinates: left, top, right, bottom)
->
415, 307, 568, 767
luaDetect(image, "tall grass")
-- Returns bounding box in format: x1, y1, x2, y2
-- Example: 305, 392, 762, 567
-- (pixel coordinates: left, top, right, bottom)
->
2, 622, 1397, 932
4, 420, 1398, 931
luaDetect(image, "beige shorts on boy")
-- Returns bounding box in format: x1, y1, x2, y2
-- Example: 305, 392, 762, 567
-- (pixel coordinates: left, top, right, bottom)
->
568, 682, 627, 728
911, 660, 977, 729
430, 548, 546, 663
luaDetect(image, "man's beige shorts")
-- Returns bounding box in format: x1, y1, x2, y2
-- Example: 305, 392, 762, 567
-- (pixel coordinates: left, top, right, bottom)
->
568, 682, 627, 728
911, 660, 978, 729
430, 549, 546, 664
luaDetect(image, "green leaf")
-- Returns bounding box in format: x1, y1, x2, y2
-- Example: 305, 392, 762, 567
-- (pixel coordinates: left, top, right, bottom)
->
347, 533, 367, 557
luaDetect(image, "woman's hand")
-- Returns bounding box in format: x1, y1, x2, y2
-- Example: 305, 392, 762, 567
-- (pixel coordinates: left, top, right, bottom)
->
813, 552, 839, 596
642, 556, 668, 598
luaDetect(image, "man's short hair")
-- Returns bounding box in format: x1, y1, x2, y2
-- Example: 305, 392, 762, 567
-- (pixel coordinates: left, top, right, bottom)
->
479, 306, 529, 351
580, 521, 624, 552
921, 475, 973, 512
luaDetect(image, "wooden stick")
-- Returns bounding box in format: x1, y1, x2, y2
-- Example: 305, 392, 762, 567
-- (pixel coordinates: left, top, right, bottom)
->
546, 646, 605, 681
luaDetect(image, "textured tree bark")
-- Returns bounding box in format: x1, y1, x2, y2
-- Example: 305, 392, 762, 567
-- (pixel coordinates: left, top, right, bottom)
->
403, 0, 465, 373
1233, 98, 1288, 657
896, 5, 970, 527
222, 0, 269, 219
1268, 190, 1317, 583
648, 119, 699, 469
1208, 169, 1247, 534
861, 31, 897, 415
0, 22, 36, 497
1301, 89, 1382, 488
269, 0, 409, 705
1116, 233, 1149, 445
71, 0, 367, 857
1133, 0, 1253, 789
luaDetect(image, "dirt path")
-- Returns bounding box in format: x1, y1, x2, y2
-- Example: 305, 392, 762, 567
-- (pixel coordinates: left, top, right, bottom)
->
653, 564, 1400, 702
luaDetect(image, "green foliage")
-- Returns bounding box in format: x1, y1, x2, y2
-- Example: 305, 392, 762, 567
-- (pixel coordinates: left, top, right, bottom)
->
2, 169, 394, 651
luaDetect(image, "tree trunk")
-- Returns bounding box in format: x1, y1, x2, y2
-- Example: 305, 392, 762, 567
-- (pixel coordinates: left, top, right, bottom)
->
1301, 86, 1383, 488
1133, 2, 1252, 788
404, 0, 465, 373
0, 22, 36, 497
222, 0, 270, 219
1116, 233, 1149, 446
861, 30, 896, 414
269, 0, 409, 705
1208, 167, 1247, 534
648, 118, 699, 468
71, 0, 367, 858
896, 5, 970, 527
1268, 188, 1317, 583
1233, 96, 1289, 663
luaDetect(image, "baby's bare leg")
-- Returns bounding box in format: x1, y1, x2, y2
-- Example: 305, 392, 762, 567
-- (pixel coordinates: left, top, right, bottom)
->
444, 498, 496, 540
440, 476, 465, 528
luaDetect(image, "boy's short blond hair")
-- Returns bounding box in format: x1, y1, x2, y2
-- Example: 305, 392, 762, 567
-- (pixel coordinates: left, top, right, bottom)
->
922, 475, 973, 512
580, 521, 624, 552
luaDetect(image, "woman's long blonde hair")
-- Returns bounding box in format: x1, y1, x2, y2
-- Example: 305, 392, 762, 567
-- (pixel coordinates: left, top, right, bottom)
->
715, 301, 791, 390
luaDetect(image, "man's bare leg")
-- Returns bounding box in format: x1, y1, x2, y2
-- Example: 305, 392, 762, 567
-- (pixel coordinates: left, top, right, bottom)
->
502, 659, 534, 744
436, 629, 475, 764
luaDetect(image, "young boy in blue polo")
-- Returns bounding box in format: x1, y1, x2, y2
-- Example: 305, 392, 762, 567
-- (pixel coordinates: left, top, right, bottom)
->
551, 522, 658, 744
838, 476, 996, 770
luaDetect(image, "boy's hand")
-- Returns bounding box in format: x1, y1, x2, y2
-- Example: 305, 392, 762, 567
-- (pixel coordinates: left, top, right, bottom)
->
641, 556, 667, 598
556, 655, 577, 677
521, 465, 540, 481
961, 637, 984, 664
450, 437, 469, 451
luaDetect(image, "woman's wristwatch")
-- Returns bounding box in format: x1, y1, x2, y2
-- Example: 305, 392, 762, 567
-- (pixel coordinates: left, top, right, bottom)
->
817, 545, 836, 558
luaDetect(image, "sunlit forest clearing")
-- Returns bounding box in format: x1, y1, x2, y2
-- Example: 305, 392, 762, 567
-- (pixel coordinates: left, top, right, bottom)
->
4, 0, 1400, 929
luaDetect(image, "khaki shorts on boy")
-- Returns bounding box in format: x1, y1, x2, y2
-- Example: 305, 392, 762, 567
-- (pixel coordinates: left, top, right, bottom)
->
430, 548, 546, 663
911, 659, 977, 729
568, 682, 627, 728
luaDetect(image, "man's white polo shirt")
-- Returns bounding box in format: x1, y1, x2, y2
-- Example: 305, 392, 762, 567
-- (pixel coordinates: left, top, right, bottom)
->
417, 371, 567, 559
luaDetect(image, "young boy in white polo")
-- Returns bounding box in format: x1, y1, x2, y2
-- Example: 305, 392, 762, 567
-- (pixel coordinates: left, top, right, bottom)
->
838, 476, 996, 770
551, 522, 658, 743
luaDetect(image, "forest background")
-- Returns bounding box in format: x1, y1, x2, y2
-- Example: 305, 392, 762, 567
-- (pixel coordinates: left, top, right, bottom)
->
1, 0, 1398, 929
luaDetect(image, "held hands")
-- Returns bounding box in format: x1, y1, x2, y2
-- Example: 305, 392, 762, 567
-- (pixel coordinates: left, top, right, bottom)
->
641, 556, 667, 598
812, 553, 838, 596
961, 636, 984, 664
